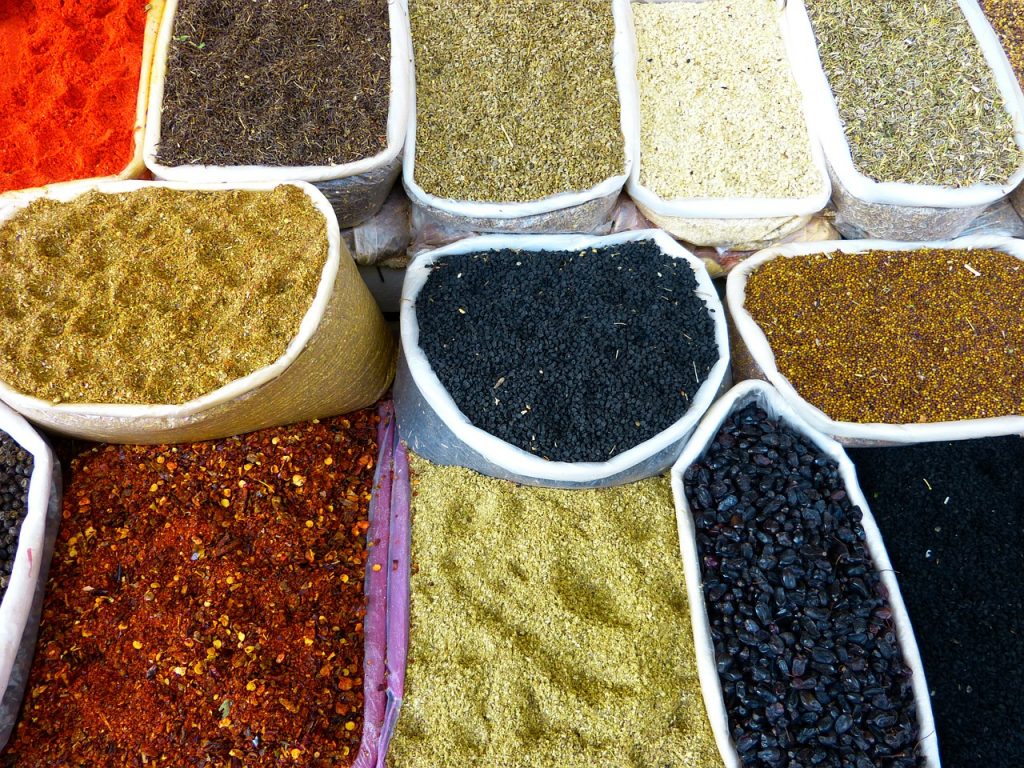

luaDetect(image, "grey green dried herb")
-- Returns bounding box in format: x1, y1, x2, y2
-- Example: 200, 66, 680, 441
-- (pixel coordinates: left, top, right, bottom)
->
410, 0, 624, 203
158, 0, 390, 167
634, 0, 820, 201
980, 0, 1024, 91
805, 0, 1023, 187
390, 456, 722, 768
744, 248, 1024, 424
0, 186, 327, 405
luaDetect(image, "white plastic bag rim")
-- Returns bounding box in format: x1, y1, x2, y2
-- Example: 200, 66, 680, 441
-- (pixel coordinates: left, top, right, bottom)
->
400, 228, 731, 482
0, 401, 55, 698
625, 0, 832, 220
669, 380, 941, 768
0, 179, 342, 419
788, 0, 1024, 208
726, 235, 1024, 443
142, 0, 411, 183
401, 0, 636, 220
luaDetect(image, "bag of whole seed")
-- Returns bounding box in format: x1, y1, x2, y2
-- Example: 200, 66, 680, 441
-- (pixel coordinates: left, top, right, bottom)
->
402, 0, 635, 234
0, 180, 396, 444
0, 2, 165, 209
0, 401, 61, 750
727, 236, 1024, 446
143, 0, 411, 229
393, 229, 731, 488
789, 0, 1024, 240
626, 0, 831, 249
670, 380, 940, 768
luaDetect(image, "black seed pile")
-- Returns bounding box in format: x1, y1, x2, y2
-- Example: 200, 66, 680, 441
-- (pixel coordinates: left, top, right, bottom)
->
683, 403, 923, 768
849, 438, 1024, 768
415, 239, 719, 463
0, 429, 32, 597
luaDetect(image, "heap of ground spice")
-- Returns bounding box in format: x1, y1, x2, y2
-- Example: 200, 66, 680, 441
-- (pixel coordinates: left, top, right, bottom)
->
980, 1, 1024, 90
0, 0, 147, 194
389, 456, 722, 768
157, 0, 390, 168
743, 248, 1024, 424
2, 410, 379, 767
0, 185, 327, 405
410, 0, 623, 202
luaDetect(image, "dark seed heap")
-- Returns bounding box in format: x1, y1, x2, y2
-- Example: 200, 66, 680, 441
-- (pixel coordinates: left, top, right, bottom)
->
683, 403, 923, 768
416, 240, 718, 463
850, 438, 1024, 768
0, 429, 33, 597
158, 0, 390, 167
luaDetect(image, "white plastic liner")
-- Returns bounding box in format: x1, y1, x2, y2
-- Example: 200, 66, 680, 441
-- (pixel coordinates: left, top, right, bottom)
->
727, 236, 1024, 445
393, 228, 731, 488
670, 380, 941, 768
788, 0, 1024, 240
142, 0, 412, 227
0, 180, 396, 444
0, 2, 165, 210
401, 0, 636, 234
625, 0, 831, 248
0, 402, 60, 750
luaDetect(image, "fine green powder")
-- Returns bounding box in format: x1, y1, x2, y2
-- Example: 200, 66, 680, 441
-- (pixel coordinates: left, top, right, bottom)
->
390, 457, 722, 768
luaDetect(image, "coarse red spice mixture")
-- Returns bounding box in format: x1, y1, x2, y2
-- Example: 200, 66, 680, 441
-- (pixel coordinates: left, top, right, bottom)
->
2, 410, 380, 767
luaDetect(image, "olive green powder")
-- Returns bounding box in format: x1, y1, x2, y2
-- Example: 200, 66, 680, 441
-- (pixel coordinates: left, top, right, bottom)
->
410, 0, 624, 203
390, 457, 722, 768
0, 186, 327, 405
805, 0, 1023, 187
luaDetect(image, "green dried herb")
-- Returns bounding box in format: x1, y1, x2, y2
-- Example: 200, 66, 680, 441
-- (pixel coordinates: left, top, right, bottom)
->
410, 0, 624, 203
0, 186, 327, 405
805, 0, 1022, 187
158, 0, 390, 168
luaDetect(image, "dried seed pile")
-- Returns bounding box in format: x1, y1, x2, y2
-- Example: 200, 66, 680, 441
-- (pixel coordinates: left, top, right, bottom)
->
804, 0, 1022, 187
410, 0, 623, 202
683, 403, 923, 768
981, 0, 1024, 90
0, 186, 327, 405
4, 411, 379, 767
415, 240, 719, 463
158, 0, 390, 167
390, 456, 722, 768
743, 248, 1024, 424
0, 430, 32, 598
633, 0, 821, 201
849, 438, 1024, 768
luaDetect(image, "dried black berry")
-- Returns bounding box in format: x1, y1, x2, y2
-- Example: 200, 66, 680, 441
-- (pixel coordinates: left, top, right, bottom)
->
0, 429, 33, 598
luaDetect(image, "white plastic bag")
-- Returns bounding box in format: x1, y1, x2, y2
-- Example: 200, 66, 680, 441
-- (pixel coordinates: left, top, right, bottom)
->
402, 0, 636, 234
393, 229, 731, 488
142, 0, 411, 228
670, 380, 940, 768
0, 402, 60, 750
625, 0, 831, 248
0, 2, 164, 210
788, 0, 1024, 240
726, 236, 1024, 446
0, 180, 396, 444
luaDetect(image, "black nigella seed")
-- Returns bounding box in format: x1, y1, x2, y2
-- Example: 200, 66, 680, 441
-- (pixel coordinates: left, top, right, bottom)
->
0, 429, 33, 598
415, 239, 719, 463
684, 402, 923, 767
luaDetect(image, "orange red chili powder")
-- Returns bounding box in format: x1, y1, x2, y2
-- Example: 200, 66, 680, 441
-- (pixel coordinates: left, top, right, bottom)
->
0, 0, 148, 194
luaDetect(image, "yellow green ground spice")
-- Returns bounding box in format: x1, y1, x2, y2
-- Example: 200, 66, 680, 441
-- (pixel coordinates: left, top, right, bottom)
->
743, 248, 1024, 424
390, 456, 721, 768
980, 0, 1024, 90
804, 0, 1022, 187
410, 0, 624, 203
0, 186, 327, 405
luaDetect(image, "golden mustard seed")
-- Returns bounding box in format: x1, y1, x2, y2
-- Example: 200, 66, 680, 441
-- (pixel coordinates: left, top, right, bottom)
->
0, 186, 327, 405
980, 0, 1024, 91
744, 248, 1024, 424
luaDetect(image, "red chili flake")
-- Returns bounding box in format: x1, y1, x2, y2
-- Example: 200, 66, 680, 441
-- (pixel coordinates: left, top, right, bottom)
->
4, 409, 380, 767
